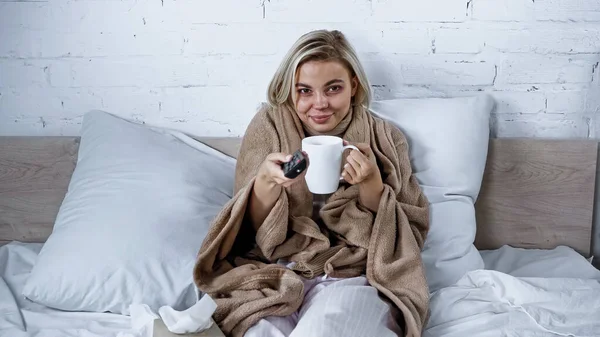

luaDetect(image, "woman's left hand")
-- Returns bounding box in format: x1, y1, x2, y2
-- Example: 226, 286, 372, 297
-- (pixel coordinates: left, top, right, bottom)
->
341, 140, 381, 185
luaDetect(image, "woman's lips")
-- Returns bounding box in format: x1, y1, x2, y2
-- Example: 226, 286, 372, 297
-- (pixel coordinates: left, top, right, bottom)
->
310, 114, 332, 124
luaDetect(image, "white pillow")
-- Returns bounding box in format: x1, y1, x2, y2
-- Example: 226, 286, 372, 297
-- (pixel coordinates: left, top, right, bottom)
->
480, 245, 600, 280
370, 94, 494, 292
22, 110, 236, 315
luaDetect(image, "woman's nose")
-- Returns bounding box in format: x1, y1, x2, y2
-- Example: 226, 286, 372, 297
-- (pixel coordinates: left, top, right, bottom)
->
314, 93, 328, 109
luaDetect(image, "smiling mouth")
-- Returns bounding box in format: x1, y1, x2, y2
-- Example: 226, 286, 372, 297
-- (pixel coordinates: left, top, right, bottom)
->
310, 115, 332, 124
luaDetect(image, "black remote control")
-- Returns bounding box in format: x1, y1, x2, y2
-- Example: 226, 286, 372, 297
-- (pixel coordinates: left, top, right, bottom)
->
281, 150, 308, 179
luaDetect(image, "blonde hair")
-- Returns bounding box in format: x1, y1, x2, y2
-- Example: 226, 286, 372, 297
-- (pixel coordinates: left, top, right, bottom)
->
267, 29, 372, 112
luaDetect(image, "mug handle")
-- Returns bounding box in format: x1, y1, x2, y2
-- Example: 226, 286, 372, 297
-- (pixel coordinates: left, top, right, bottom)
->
339, 145, 360, 180
343, 144, 359, 152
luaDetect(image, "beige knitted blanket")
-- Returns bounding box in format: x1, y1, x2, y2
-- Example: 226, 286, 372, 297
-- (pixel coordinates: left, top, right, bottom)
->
193, 103, 430, 337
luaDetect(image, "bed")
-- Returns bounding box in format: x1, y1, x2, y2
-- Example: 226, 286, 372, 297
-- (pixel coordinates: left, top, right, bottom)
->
1, 107, 600, 336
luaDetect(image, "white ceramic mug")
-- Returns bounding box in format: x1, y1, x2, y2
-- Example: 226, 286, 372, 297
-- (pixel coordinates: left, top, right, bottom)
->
301, 135, 359, 194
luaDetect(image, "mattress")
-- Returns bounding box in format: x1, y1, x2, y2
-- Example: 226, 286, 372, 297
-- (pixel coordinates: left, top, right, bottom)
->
2, 241, 600, 337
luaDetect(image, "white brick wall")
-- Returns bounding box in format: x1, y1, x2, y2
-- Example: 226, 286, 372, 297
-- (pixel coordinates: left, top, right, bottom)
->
1, 0, 599, 138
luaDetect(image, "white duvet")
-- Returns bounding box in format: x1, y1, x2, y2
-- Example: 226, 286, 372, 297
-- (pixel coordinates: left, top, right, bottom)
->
425, 270, 600, 337
2, 242, 600, 337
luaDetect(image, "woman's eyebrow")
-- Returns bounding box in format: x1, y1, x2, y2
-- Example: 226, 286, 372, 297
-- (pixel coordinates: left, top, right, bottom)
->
295, 79, 344, 88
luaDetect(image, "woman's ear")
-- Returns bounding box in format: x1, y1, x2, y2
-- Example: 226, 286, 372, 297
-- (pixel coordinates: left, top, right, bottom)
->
351, 76, 358, 97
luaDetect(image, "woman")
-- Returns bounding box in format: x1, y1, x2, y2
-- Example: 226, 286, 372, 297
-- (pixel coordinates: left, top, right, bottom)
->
193, 30, 430, 337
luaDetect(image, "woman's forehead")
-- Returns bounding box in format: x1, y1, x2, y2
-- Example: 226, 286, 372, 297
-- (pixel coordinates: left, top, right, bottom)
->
296, 61, 351, 84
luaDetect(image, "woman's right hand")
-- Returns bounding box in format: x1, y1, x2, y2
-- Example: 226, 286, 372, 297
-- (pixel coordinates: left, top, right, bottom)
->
257, 152, 309, 189
249, 152, 308, 231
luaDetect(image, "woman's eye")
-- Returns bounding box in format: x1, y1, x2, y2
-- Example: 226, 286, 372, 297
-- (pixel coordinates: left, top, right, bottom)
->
298, 88, 311, 94
328, 85, 342, 92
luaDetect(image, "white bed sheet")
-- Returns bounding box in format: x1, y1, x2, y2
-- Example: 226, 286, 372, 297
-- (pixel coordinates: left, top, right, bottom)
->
2, 242, 600, 337
0, 242, 149, 337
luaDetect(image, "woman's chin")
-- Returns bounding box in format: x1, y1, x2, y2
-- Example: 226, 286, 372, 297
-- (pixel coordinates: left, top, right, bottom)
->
309, 122, 335, 133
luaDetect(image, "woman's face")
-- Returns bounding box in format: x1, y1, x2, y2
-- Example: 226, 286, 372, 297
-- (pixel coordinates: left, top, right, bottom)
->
294, 60, 358, 133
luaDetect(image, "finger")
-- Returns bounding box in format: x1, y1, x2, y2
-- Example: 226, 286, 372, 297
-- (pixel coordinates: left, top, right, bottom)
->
343, 162, 358, 183
282, 173, 305, 187
273, 176, 292, 186
341, 169, 353, 184
283, 168, 308, 184
350, 153, 371, 179
282, 180, 295, 188
346, 153, 362, 171
267, 152, 292, 163
268, 162, 292, 182
350, 147, 369, 163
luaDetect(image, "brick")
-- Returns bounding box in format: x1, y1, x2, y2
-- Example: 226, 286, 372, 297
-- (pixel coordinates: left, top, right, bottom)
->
492, 114, 589, 138
0, 88, 104, 120
161, 0, 264, 24
179, 86, 261, 118
59, 1, 150, 32
86, 86, 264, 136
0, 88, 86, 136
0, 0, 262, 33
0, 1, 148, 33
378, 26, 432, 54
93, 88, 170, 122
153, 90, 256, 137
205, 55, 281, 87
365, 57, 496, 86
41, 32, 183, 58
0, 116, 57, 136
0, 30, 40, 58
220, 23, 433, 55
0, 30, 184, 58
45, 61, 73, 88
185, 22, 430, 57
0, 60, 49, 88
498, 56, 594, 85
0, 2, 52, 31
546, 91, 586, 114
485, 25, 600, 54
433, 28, 484, 54
265, 0, 371, 23
593, 112, 600, 138
535, 0, 600, 22
373, 0, 467, 22
60, 55, 282, 89
62, 57, 210, 88
472, 0, 534, 21
57, 89, 105, 119
186, 24, 281, 55
0, 89, 62, 119
491, 91, 546, 114
586, 88, 600, 113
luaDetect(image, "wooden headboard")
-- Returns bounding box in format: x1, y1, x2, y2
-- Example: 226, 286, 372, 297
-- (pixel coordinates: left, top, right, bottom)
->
0, 136, 597, 258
